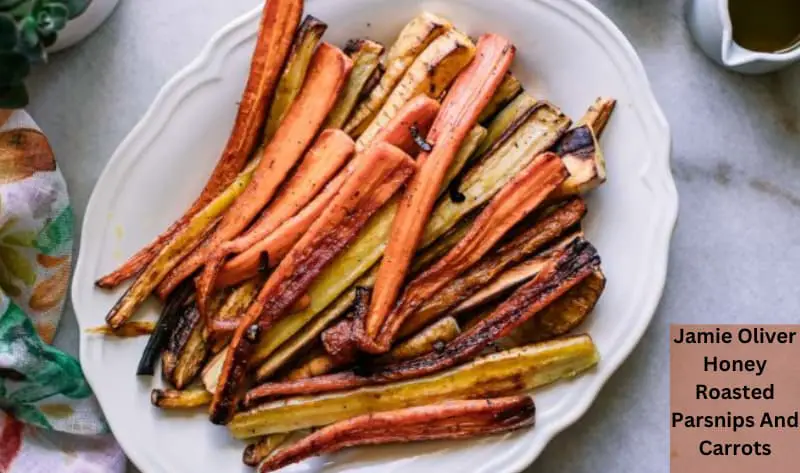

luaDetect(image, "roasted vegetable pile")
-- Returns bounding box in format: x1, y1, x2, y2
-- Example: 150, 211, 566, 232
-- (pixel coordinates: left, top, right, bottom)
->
90, 1, 616, 471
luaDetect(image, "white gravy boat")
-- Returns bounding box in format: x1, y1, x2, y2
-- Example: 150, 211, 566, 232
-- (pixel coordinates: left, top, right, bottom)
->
686, 0, 800, 74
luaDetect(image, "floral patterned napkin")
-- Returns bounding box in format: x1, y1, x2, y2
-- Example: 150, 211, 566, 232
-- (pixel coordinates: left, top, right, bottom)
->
0, 110, 124, 473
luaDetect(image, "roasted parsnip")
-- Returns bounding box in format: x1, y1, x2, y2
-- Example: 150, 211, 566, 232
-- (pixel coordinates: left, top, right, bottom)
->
477, 73, 522, 124
355, 29, 476, 150
475, 92, 538, 157
325, 39, 385, 129
243, 433, 291, 467
264, 15, 328, 140
551, 97, 617, 198
501, 269, 606, 346
150, 388, 212, 409
344, 12, 452, 137
233, 335, 598, 436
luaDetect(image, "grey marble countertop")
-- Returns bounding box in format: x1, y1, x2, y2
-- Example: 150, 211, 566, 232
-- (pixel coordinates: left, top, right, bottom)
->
26, 0, 800, 471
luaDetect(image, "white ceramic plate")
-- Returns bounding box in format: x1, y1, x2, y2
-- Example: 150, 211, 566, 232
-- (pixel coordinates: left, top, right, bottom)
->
72, 1, 677, 472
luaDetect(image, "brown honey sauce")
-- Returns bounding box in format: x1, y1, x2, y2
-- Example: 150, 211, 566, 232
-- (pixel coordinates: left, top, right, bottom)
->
729, 0, 800, 53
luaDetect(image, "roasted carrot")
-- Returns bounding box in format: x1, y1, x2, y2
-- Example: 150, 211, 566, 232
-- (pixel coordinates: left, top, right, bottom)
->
210, 143, 417, 425
94, 0, 302, 288
214, 96, 440, 288
196, 129, 355, 316
364, 34, 516, 345
256, 397, 535, 472
156, 43, 352, 298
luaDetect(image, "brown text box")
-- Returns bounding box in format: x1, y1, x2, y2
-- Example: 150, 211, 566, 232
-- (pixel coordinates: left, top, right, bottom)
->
671, 325, 800, 473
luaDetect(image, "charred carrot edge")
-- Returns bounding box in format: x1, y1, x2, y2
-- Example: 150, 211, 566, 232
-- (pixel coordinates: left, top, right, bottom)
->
364, 34, 516, 344
210, 143, 418, 425
94, 0, 302, 288
156, 44, 353, 298
243, 239, 599, 401
196, 130, 355, 316
257, 396, 535, 472
397, 198, 586, 338
215, 96, 441, 288
363, 152, 567, 352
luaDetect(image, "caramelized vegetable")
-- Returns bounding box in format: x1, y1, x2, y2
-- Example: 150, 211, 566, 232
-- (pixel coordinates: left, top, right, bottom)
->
157, 43, 353, 298
355, 29, 476, 150
264, 15, 328, 140
257, 396, 535, 472
325, 39, 386, 129
475, 92, 537, 157
379, 316, 460, 364
235, 101, 568, 381
235, 335, 598, 435
150, 388, 212, 409
365, 35, 516, 345
501, 269, 605, 346
344, 13, 452, 137
211, 143, 417, 424
137, 281, 194, 375
161, 303, 209, 389
477, 73, 522, 124
551, 97, 616, 198
243, 433, 291, 467
94, 0, 302, 288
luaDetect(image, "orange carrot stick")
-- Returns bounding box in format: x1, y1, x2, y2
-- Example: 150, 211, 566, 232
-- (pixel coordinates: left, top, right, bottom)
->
95, 0, 302, 288
156, 43, 352, 298
196, 130, 355, 315
364, 34, 516, 345
210, 143, 417, 425
214, 96, 441, 288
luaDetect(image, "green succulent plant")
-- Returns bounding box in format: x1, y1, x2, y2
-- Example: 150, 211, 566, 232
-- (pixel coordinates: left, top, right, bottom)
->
0, 0, 90, 108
